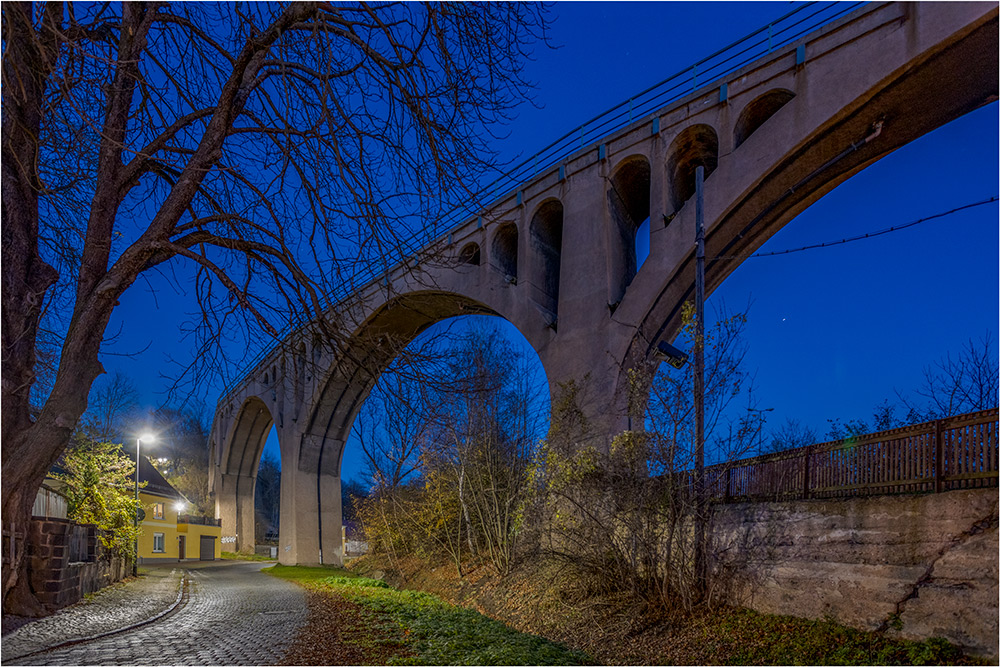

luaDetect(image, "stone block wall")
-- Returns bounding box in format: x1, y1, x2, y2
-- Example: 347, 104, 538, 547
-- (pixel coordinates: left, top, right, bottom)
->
713, 488, 998, 659
27, 518, 127, 611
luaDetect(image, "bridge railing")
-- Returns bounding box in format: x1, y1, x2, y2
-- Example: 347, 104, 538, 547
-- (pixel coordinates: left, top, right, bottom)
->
218, 1, 869, 404
432, 1, 866, 239
705, 408, 999, 503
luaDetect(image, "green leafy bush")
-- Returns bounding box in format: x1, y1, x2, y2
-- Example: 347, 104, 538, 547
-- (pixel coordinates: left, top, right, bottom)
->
55, 440, 143, 559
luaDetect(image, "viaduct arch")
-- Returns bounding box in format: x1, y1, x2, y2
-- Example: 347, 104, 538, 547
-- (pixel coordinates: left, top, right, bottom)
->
209, 2, 998, 564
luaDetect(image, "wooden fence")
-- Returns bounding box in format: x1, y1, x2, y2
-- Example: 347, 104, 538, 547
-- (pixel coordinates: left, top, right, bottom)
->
705, 409, 998, 503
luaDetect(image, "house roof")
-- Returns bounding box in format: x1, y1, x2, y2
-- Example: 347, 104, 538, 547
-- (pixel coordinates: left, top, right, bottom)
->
136, 456, 185, 501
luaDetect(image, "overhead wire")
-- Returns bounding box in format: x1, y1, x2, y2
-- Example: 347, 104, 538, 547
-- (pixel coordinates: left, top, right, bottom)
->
710, 197, 998, 261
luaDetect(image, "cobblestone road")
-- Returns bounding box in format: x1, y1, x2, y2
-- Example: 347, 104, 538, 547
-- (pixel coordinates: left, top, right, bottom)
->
2, 566, 183, 661
7, 561, 307, 666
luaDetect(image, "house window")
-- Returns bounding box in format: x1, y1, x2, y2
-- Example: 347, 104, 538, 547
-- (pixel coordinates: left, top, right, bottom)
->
152, 503, 164, 520
153, 533, 165, 553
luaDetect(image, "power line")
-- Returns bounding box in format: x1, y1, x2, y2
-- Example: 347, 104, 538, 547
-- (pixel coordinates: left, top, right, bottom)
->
711, 197, 998, 261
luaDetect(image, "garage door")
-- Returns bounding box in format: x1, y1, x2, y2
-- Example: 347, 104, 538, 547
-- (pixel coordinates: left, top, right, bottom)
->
199, 535, 216, 560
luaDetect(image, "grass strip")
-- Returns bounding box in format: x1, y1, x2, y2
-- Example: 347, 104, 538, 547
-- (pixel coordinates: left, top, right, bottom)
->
265, 565, 590, 665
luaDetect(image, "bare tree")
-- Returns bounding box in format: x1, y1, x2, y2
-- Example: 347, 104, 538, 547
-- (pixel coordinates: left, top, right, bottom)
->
147, 405, 211, 514
902, 335, 999, 420
355, 358, 437, 491
76, 371, 140, 444
254, 451, 281, 543
536, 304, 765, 612
2, 2, 547, 611
765, 418, 817, 454
425, 323, 546, 574
355, 320, 546, 576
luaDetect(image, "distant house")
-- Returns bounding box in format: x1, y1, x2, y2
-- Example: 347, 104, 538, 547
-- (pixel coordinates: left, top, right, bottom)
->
134, 456, 221, 563
33, 456, 222, 564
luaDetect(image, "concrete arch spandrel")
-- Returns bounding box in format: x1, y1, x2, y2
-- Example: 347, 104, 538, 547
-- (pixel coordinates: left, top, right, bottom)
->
611, 3, 997, 387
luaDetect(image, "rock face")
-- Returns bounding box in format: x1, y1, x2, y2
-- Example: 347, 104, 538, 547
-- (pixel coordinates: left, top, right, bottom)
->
714, 488, 999, 659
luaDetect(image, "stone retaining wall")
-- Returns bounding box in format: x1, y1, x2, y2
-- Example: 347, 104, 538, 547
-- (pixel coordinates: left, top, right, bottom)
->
714, 488, 998, 659
28, 518, 127, 611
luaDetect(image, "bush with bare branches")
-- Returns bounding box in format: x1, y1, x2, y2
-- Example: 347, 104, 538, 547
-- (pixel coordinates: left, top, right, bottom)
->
356, 321, 545, 577
533, 306, 766, 614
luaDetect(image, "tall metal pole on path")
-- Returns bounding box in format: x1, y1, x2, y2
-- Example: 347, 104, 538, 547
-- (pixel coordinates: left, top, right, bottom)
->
693, 165, 706, 597
134, 438, 141, 577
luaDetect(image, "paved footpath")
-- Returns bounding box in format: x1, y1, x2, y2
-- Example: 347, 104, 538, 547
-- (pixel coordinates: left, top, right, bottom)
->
3, 561, 307, 666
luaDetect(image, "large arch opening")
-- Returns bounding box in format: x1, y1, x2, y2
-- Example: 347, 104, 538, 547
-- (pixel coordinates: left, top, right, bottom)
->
299, 291, 551, 565
254, 426, 281, 546
341, 313, 551, 568
608, 155, 651, 307
734, 89, 795, 149
218, 396, 274, 553
529, 198, 564, 318
667, 124, 719, 213
632, 99, 997, 495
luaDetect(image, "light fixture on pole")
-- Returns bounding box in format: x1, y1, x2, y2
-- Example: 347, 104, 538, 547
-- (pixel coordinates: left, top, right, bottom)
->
135, 433, 155, 576
654, 340, 689, 369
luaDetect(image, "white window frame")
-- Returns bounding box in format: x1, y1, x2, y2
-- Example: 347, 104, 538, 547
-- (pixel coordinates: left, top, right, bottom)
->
153, 532, 165, 553
152, 503, 164, 520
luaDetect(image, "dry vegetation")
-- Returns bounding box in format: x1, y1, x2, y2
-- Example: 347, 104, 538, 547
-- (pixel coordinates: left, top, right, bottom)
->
347, 555, 985, 666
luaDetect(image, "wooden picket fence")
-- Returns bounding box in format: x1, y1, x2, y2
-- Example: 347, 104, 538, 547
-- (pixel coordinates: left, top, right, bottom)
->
705, 408, 998, 503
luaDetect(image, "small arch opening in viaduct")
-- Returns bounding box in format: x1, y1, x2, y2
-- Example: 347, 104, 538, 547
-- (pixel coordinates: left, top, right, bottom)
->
529, 199, 564, 318
492, 223, 519, 283
608, 155, 651, 307
734, 89, 795, 149
667, 124, 719, 213
458, 241, 481, 266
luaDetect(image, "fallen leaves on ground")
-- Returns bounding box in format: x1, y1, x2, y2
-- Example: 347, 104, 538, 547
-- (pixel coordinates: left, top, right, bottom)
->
280, 587, 411, 665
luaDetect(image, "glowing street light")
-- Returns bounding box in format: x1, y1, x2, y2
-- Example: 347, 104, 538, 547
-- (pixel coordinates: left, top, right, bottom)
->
134, 433, 155, 576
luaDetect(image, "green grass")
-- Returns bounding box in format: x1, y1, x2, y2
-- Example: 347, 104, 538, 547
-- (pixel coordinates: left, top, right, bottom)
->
264, 562, 359, 582
264, 566, 590, 665
709, 608, 983, 666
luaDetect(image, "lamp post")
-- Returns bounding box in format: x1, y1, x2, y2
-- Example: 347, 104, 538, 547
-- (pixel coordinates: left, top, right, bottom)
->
748, 407, 774, 455
134, 433, 155, 576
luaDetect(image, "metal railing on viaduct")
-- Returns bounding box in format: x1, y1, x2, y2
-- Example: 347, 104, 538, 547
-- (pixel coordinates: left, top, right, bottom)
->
708, 408, 999, 503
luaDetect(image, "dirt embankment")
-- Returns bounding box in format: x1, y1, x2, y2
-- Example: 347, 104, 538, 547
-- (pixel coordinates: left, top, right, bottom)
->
347, 555, 728, 665
346, 554, 986, 666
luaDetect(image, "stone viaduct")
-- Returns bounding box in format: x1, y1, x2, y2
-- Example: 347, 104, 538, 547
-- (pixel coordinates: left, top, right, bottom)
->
208, 2, 998, 564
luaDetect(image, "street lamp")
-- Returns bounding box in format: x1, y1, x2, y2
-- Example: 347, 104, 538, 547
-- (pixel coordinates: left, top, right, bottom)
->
748, 407, 775, 455
134, 433, 155, 576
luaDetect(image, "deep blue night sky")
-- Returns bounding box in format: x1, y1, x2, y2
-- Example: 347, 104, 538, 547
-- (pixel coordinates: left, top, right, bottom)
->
100, 3, 998, 484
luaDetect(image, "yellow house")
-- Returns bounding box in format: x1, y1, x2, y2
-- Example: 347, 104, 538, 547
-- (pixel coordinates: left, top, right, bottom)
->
136, 456, 221, 563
